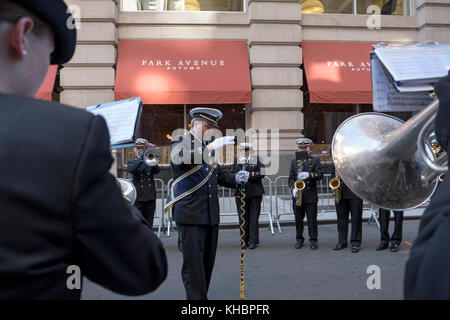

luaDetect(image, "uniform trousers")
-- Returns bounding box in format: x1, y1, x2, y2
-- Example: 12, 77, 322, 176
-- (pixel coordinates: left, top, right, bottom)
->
379, 209, 403, 245
135, 200, 156, 228
235, 195, 262, 246
177, 224, 219, 300
292, 200, 318, 243
335, 198, 363, 247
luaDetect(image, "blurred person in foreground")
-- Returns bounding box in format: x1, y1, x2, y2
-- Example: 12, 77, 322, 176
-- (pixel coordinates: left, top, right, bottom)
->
404, 71, 450, 299
0, 0, 167, 299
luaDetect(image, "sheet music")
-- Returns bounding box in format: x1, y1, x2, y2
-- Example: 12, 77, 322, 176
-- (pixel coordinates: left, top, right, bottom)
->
371, 55, 433, 112
87, 98, 141, 146
374, 43, 450, 83
393, 82, 434, 93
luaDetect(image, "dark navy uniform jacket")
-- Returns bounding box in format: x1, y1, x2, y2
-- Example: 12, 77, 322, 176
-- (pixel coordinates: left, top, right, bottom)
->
231, 156, 265, 199
288, 156, 323, 204
169, 133, 236, 226
0, 93, 167, 299
127, 157, 161, 202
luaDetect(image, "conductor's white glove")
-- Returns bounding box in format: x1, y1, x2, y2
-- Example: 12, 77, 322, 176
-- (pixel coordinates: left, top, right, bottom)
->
297, 172, 309, 180
235, 170, 249, 183
208, 136, 235, 151
292, 188, 298, 198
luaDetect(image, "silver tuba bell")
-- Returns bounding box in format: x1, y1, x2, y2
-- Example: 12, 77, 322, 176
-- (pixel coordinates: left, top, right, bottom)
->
143, 147, 161, 167
331, 99, 448, 211
117, 178, 137, 205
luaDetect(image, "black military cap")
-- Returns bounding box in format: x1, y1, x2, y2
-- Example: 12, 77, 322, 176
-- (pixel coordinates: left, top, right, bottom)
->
11, 0, 77, 64
189, 107, 222, 128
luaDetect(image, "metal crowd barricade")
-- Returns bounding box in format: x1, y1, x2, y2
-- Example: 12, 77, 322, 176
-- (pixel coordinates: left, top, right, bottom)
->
218, 176, 276, 235
150, 178, 167, 238
158, 179, 175, 238
274, 175, 380, 233
158, 177, 276, 237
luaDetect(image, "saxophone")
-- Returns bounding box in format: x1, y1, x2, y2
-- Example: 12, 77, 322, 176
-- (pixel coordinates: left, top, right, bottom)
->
329, 168, 341, 204
294, 160, 306, 206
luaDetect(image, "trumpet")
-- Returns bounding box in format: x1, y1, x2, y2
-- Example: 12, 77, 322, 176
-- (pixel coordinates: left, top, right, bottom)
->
142, 147, 161, 167
329, 169, 341, 203
331, 99, 448, 211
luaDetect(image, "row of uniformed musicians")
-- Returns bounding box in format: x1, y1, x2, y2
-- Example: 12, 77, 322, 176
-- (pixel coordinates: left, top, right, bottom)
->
127, 108, 404, 300
127, 126, 404, 258
289, 138, 403, 253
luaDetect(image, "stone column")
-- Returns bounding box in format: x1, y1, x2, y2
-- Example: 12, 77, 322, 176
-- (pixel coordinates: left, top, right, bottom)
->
416, 0, 450, 42
248, 0, 302, 175
61, 0, 119, 175
60, 0, 118, 109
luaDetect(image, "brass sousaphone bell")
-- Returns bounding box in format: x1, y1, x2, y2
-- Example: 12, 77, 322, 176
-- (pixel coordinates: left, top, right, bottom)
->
331, 99, 448, 211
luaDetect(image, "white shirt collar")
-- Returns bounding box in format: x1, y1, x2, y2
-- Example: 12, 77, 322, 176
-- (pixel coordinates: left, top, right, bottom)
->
190, 130, 203, 144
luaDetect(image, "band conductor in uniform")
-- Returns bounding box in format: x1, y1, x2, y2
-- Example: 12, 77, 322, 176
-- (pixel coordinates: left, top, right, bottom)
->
0, 0, 167, 299
288, 138, 323, 250
166, 107, 248, 300
127, 138, 161, 228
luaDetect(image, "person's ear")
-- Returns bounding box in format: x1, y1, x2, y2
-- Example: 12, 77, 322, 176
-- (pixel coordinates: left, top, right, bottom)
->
10, 17, 34, 60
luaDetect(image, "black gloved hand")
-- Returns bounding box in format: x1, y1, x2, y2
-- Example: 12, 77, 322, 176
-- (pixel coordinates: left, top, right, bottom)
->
434, 71, 450, 153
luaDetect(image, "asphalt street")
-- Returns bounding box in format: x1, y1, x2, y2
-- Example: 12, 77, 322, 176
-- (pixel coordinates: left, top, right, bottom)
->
81, 219, 421, 300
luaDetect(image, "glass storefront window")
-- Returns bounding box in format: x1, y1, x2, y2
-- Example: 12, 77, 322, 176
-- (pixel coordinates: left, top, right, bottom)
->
140, 104, 245, 146
135, 104, 245, 164
122, 0, 244, 12
300, 0, 411, 15
302, 102, 412, 148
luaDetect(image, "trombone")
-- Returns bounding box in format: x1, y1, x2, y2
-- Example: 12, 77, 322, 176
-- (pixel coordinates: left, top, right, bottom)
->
331, 99, 448, 211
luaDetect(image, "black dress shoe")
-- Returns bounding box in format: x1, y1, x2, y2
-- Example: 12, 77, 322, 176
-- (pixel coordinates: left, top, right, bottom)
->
249, 243, 256, 250
390, 244, 400, 252
351, 247, 360, 253
333, 243, 347, 251
376, 243, 389, 251
310, 244, 318, 250
295, 241, 304, 249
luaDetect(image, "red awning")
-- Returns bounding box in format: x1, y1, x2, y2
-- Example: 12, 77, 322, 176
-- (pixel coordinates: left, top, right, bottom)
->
35, 65, 57, 101
114, 40, 252, 104
302, 42, 376, 104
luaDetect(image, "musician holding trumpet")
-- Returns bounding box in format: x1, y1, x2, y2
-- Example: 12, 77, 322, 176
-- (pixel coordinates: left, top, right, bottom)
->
289, 138, 323, 250
127, 138, 161, 229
